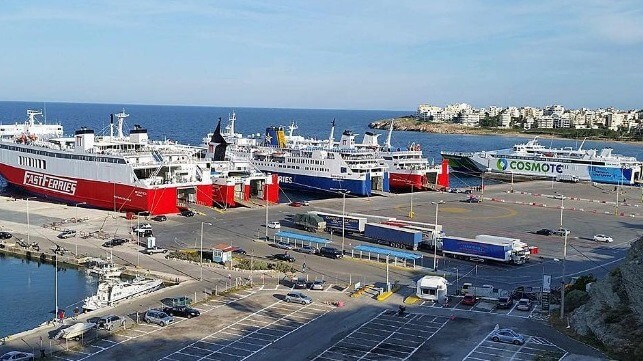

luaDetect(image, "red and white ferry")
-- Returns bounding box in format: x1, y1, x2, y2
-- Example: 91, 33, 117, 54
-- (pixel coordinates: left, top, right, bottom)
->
359, 120, 450, 192
0, 110, 213, 215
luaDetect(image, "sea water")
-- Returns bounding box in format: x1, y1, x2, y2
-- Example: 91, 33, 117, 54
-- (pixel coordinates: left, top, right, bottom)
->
0, 255, 97, 338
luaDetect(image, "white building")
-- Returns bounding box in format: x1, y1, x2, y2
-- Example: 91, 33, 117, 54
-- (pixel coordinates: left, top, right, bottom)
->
416, 276, 448, 303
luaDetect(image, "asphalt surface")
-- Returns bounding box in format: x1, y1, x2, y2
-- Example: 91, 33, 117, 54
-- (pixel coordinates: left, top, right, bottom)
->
1, 179, 640, 360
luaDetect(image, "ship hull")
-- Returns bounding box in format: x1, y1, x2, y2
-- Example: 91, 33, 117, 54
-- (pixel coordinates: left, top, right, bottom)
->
211, 173, 280, 208
0, 163, 213, 214
275, 171, 384, 196
441, 152, 640, 185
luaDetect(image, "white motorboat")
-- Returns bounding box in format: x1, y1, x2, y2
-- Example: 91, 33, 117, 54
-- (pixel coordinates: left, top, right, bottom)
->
82, 276, 163, 312
53, 322, 96, 340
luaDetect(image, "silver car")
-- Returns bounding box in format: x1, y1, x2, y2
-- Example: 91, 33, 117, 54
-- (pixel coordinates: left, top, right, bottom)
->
285, 292, 312, 305
490, 329, 526, 345
144, 309, 174, 326
0, 352, 34, 361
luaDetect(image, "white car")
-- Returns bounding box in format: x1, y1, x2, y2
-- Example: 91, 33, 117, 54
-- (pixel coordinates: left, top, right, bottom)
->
267, 221, 281, 229
593, 234, 613, 243
553, 194, 566, 200
1, 351, 34, 361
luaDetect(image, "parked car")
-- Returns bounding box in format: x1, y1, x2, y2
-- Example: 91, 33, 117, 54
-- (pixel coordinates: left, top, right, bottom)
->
180, 209, 195, 217
301, 200, 310, 206
285, 292, 312, 305
136, 223, 152, 230
496, 296, 514, 309
462, 294, 477, 306
96, 315, 125, 331
143, 309, 174, 326
102, 238, 127, 248
57, 229, 77, 239
319, 246, 343, 259
511, 286, 539, 301
310, 280, 325, 290
267, 221, 281, 229
133, 229, 153, 237
593, 234, 614, 243
274, 253, 296, 262
535, 228, 553, 236
553, 194, 566, 200
293, 278, 307, 289
162, 305, 200, 319
232, 248, 247, 255
0, 231, 12, 239
490, 328, 526, 345
464, 196, 481, 203
274, 241, 293, 250
144, 246, 168, 254
295, 245, 318, 254
152, 215, 167, 222
554, 228, 570, 236
0, 351, 34, 361
516, 298, 532, 311
289, 201, 303, 207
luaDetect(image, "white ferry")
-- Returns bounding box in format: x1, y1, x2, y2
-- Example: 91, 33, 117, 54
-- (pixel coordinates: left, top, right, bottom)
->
441, 137, 643, 185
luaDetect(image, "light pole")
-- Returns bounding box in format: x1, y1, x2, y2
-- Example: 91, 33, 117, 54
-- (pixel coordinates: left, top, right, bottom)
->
560, 231, 568, 320
480, 173, 485, 202
559, 196, 564, 228
200, 222, 213, 281
74, 202, 86, 221
26, 197, 36, 244
510, 171, 514, 193
431, 201, 444, 270
264, 197, 269, 241
386, 254, 390, 292
409, 184, 415, 219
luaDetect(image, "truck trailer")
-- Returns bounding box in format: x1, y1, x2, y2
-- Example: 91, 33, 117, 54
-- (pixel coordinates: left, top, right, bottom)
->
310, 211, 367, 233
292, 213, 326, 232
441, 235, 529, 264
364, 223, 423, 250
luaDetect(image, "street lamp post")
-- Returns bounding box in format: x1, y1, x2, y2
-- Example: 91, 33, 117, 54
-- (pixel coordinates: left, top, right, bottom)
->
431, 201, 444, 270
560, 231, 568, 320
386, 254, 390, 292
200, 222, 213, 281
409, 184, 415, 219
264, 198, 269, 241
510, 171, 514, 193
330, 188, 349, 253
26, 197, 36, 244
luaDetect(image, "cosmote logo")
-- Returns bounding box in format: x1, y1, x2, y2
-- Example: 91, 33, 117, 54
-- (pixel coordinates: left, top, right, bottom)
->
24, 171, 77, 195
497, 159, 509, 171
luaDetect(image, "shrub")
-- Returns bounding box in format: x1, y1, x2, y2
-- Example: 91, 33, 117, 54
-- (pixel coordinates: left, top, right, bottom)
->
564, 290, 589, 312
235, 258, 269, 270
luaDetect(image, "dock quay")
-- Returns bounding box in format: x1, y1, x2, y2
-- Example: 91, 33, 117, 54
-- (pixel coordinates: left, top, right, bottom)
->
0, 179, 638, 360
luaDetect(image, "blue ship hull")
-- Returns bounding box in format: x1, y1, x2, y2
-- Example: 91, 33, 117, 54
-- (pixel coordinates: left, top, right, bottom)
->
274, 172, 389, 196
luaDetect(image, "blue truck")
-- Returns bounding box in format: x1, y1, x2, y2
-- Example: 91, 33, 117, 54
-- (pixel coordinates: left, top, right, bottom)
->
441, 236, 529, 264
364, 223, 423, 250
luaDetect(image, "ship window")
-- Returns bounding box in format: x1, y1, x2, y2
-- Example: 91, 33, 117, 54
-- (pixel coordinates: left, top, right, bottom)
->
341, 167, 347, 173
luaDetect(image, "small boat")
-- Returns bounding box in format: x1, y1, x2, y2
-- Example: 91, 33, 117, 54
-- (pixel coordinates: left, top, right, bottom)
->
82, 276, 163, 312
53, 322, 96, 340
86, 260, 124, 279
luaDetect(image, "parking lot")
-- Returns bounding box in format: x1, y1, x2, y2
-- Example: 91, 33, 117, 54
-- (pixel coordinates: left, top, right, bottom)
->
314, 310, 450, 361
419, 296, 550, 322
463, 328, 566, 361
160, 299, 335, 361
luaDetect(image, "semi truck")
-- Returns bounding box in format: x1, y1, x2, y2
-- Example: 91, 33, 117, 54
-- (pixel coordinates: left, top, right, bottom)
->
310, 211, 367, 233
441, 235, 530, 264
292, 213, 326, 232
364, 223, 423, 250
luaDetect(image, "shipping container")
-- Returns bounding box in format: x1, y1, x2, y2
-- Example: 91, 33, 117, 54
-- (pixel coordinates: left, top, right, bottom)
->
441, 236, 528, 264
310, 211, 367, 233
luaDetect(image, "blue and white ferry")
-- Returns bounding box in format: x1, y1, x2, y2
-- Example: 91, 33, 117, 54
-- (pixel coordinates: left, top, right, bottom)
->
441, 137, 642, 185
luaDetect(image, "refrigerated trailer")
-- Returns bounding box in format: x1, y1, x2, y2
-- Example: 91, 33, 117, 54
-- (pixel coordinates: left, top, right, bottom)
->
310, 211, 367, 233
441, 235, 529, 264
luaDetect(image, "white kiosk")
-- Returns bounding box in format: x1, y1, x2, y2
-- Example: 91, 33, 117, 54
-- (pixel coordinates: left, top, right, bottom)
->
416, 276, 448, 303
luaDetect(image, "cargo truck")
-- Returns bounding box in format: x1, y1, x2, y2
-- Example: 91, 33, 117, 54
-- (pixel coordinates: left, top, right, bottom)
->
293, 213, 326, 233
441, 235, 529, 264
311, 211, 367, 233
364, 223, 423, 250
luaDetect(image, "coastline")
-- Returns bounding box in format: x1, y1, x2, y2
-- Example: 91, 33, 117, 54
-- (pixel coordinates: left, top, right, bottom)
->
369, 117, 643, 145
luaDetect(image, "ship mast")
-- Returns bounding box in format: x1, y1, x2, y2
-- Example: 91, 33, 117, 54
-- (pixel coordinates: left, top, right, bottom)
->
327, 119, 336, 149
385, 119, 394, 151
114, 109, 129, 139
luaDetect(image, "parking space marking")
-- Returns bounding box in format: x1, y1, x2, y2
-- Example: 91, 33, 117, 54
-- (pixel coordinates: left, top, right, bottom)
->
160, 300, 333, 361
463, 328, 568, 361
314, 311, 450, 361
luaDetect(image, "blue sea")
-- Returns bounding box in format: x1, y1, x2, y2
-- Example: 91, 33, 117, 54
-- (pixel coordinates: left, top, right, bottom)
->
0, 255, 97, 338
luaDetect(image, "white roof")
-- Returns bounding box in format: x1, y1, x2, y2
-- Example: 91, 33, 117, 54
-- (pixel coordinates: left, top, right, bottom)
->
418, 276, 448, 288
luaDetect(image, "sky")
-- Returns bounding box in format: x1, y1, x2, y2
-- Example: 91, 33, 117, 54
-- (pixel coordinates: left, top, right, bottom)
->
1, 0, 642, 111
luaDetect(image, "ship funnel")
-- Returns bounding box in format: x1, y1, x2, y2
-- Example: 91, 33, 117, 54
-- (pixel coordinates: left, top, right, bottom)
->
209, 118, 229, 161
265, 126, 286, 148
74, 127, 95, 153
362, 131, 380, 147
339, 130, 357, 148
130, 124, 148, 144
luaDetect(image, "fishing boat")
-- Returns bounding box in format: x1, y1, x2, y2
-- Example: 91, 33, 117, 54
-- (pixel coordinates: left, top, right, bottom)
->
53, 322, 96, 340
441, 137, 643, 185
